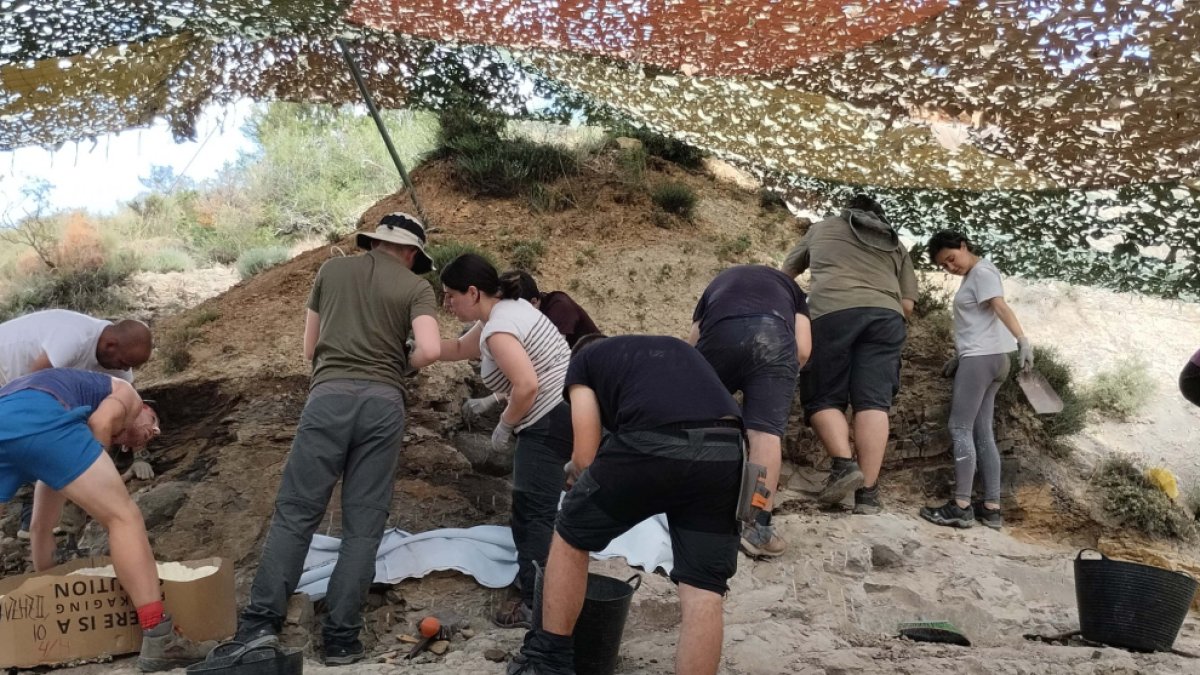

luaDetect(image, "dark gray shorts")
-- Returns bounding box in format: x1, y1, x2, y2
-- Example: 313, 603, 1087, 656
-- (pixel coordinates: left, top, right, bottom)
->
800, 307, 906, 421
555, 428, 741, 595
696, 315, 799, 437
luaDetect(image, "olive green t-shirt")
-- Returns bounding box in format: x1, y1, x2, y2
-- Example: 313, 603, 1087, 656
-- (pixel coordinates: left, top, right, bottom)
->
306, 249, 438, 391
782, 214, 918, 320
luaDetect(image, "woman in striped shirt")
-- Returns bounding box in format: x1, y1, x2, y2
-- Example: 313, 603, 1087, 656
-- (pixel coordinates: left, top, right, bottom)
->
437, 254, 573, 628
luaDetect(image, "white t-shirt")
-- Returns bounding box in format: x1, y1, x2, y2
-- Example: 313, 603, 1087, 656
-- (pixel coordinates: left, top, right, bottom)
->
953, 259, 1018, 358
0, 309, 134, 385
479, 299, 571, 432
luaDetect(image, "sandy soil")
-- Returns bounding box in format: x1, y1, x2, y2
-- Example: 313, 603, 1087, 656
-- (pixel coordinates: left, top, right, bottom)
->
7, 147, 1200, 675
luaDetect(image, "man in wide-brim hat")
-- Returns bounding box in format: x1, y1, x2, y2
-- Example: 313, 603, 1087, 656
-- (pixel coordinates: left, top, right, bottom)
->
356, 211, 435, 274
225, 211, 442, 666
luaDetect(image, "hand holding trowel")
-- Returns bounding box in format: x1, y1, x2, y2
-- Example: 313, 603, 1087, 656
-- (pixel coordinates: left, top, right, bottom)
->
1014, 337, 1064, 414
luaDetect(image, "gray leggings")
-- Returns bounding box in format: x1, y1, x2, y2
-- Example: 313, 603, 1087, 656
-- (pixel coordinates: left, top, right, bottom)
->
950, 354, 1011, 503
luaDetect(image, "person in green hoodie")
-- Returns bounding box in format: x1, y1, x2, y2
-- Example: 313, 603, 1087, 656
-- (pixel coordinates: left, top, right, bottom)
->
783, 194, 918, 515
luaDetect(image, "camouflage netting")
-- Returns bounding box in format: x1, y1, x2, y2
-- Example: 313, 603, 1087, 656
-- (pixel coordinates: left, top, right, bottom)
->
1, 0, 1198, 295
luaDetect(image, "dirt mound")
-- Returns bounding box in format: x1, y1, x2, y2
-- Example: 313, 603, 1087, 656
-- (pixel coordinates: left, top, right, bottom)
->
9, 146, 1200, 673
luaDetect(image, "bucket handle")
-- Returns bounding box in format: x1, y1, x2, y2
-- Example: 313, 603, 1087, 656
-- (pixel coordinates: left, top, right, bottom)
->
625, 574, 643, 593
1076, 548, 1108, 561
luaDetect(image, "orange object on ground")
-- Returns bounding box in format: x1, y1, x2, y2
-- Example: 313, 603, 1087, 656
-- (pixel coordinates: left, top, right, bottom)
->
419, 616, 441, 638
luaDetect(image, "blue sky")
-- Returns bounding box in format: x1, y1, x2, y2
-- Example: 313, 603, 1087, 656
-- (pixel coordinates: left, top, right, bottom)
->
0, 101, 255, 217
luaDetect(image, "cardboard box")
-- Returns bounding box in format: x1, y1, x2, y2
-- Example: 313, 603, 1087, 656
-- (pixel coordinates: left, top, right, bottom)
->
0, 557, 235, 669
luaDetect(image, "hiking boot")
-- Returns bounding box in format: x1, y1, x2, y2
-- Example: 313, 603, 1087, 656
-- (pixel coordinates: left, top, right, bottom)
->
323, 639, 365, 666
138, 615, 215, 672
919, 501, 976, 529
493, 599, 534, 629
972, 502, 1003, 530
818, 460, 865, 505
740, 521, 786, 557
853, 486, 883, 515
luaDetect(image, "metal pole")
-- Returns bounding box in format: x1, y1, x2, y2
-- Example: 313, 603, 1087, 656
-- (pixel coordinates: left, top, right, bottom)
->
336, 38, 428, 226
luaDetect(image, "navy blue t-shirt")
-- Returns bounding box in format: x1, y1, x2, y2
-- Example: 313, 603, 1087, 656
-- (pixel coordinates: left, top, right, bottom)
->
563, 335, 740, 432
0, 368, 113, 410
692, 265, 809, 333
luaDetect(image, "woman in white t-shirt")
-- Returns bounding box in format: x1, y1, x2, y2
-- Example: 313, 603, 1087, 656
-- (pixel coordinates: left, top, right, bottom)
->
437, 253, 573, 628
919, 231, 1033, 531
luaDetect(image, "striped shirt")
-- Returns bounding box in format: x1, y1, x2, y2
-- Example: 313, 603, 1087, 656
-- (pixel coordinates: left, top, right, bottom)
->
479, 299, 571, 433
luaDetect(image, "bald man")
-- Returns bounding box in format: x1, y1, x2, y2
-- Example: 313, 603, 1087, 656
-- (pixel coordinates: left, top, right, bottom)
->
0, 309, 152, 385
0, 309, 152, 538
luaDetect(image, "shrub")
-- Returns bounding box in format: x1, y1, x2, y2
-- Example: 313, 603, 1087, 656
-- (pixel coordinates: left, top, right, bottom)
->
439, 107, 578, 198
507, 239, 547, 272
454, 139, 578, 197
235, 246, 291, 280
651, 183, 697, 219
0, 255, 136, 322
914, 274, 952, 318
1084, 358, 1156, 421
188, 307, 221, 327
1094, 457, 1195, 540
158, 326, 202, 375
715, 234, 752, 262
141, 248, 196, 273
759, 189, 787, 211
615, 126, 706, 169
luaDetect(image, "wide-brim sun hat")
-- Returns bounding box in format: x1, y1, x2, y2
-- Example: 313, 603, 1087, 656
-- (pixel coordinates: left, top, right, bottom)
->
356, 212, 435, 274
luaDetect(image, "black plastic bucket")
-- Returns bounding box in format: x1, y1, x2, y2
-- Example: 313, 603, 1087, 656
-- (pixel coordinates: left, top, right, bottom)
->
1074, 548, 1198, 652
534, 565, 643, 675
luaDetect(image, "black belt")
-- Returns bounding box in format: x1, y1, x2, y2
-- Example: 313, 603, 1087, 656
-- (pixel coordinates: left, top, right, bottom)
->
661, 419, 742, 431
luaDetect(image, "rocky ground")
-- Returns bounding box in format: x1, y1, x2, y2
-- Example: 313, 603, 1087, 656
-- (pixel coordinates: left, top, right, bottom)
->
3, 145, 1199, 674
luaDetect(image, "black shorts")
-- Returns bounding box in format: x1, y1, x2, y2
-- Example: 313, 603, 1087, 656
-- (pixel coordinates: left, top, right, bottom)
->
555, 428, 742, 595
696, 316, 798, 437
800, 307, 906, 422
1180, 361, 1200, 407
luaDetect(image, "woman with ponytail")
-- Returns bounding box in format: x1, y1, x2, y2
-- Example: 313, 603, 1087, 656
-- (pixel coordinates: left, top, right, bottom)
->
437, 254, 573, 628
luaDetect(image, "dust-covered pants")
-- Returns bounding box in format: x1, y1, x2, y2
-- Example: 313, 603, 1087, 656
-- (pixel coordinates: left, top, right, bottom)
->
512, 402, 574, 605
240, 379, 404, 645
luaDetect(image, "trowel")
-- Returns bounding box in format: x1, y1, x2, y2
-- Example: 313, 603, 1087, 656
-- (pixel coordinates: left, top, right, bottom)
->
1017, 369, 1064, 415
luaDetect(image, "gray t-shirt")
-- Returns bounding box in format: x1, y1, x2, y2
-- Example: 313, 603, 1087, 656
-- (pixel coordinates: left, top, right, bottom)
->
479, 299, 571, 432
953, 259, 1017, 357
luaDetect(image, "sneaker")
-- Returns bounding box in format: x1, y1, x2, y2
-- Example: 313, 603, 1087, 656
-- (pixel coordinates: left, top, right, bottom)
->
919, 501, 976, 529
138, 615, 215, 672
508, 656, 574, 675
853, 486, 883, 515
323, 640, 365, 666
16, 529, 30, 540
818, 460, 865, 505
972, 502, 1003, 530
740, 521, 786, 557
493, 599, 534, 629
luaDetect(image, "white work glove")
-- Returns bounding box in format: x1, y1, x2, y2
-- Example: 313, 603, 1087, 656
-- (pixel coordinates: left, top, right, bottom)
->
563, 460, 582, 489
462, 393, 503, 420
1017, 336, 1034, 372
941, 356, 959, 378
131, 460, 155, 480
491, 419, 515, 452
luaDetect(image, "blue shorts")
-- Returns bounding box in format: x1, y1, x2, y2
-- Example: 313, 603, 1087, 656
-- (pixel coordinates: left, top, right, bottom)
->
0, 390, 102, 502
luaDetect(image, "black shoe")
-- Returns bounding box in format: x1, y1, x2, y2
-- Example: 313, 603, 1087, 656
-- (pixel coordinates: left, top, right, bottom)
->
853, 486, 883, 515
323, 640, 365, 666
819, 460, 865, 505
206, 624, 279, 664
972, 501, 1003, 529
919, 501, 976, 528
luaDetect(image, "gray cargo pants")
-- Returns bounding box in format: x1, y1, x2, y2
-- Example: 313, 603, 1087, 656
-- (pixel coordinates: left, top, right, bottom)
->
240, 379, 405, 645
